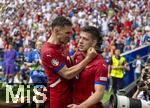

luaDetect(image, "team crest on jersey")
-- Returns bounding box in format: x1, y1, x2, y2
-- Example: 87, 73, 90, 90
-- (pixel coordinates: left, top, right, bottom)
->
51, 58, 59, 66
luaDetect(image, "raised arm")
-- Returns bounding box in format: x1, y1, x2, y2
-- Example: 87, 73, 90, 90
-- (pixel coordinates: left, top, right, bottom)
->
59, 47, 97, 79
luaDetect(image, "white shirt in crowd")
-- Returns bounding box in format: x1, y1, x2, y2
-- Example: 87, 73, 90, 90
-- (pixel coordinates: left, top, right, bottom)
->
137, 91, 150, 101
101, 18, 109, 35
0, 37, 4, 49
38, 34, 46, 42
135, 59, 142, 73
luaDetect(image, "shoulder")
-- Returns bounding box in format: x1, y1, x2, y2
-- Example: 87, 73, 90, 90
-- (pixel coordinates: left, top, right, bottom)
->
41, 43, 55, 56
41, 42, 49, 51
94, 55, 108, 68
121, 56, 126, 61
41, 49, 54, 59
96, 55, 106, 63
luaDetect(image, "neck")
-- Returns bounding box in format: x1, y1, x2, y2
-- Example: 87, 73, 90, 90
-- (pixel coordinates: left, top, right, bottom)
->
83, 51, 87, 56
115, 55, 120, 58
47, 33, 60, 45
80, 50, 88, 57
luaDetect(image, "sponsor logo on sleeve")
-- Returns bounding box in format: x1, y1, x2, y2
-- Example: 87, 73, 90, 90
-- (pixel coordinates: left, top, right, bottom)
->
100, 77, 107, 81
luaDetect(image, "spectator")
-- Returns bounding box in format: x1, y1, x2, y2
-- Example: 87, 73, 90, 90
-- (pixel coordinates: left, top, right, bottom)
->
101, 15, 109, 36
15, 47, 25, 81
0, 35, 4, 58
109, 49, 129, 93
133, 55, 145, 80
0, 35, 4, 49
132, 81, 150, 101
132, 62, 150, 101
31, 41, 42, 64
3, 44, 17, 84
141, 26, 150, 45
114, 38, 125, 53
24, 45, 33, 63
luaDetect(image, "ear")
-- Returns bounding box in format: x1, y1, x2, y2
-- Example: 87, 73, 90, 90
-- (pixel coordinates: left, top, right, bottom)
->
92, 39, 97, 47
53, 27, 60, 34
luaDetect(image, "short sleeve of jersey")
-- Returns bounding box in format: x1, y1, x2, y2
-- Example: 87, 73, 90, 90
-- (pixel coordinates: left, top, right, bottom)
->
95, 63, 108, 86
43, 51, 66, 73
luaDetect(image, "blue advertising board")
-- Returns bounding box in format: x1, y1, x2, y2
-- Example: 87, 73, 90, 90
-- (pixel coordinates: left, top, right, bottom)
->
121, 44, 150, 87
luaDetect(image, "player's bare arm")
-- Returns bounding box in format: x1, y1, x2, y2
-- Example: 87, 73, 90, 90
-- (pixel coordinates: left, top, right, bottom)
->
59, 47, 97, 79
68, 84, 105, 108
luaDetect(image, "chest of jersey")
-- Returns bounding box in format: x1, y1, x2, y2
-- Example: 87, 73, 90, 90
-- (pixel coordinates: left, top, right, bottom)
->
76, 64, 96, 82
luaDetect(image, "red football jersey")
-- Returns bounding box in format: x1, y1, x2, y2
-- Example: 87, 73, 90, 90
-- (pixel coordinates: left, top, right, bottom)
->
41, 42, 72, 108
73, 52, 108, 108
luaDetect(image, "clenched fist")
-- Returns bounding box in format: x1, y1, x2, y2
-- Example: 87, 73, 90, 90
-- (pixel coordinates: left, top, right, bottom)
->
86, 47, 97, 61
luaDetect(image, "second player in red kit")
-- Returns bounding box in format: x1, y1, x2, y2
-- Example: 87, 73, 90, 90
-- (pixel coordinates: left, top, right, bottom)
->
68, 26, 108, 108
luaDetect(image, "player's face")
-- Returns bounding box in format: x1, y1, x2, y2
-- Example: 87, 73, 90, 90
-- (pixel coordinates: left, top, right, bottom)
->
8, 45, 13, 50
78, 31, 96, 52
57, 26, 73, 44
19, 47, 24, 52
36, 43, 42, 50
115, 49, 120, 56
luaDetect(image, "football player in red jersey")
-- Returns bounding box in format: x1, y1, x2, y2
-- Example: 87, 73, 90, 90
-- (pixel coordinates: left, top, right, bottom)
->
41, 16, 97, 108
68, 26, 108, 108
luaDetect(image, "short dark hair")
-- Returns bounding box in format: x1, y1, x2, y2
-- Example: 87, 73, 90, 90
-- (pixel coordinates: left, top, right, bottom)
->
51, 16, 72, 29
81, 26, 103, 47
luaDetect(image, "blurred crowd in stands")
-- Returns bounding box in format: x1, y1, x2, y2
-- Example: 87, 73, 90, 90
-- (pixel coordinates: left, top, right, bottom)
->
0, 0, 149, 86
